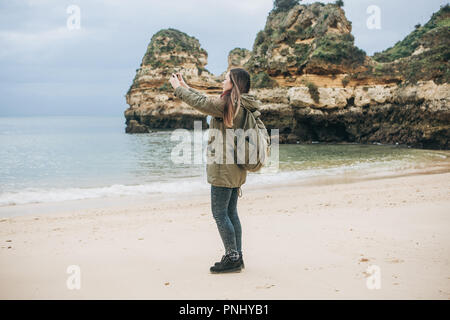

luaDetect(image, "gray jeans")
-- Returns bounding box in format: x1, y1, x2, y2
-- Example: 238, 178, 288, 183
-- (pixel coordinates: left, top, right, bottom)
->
210, 185, 242, 255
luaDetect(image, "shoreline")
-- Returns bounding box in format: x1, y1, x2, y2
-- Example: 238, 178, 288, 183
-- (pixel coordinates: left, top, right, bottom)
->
0, 168, 449, 299
1, 161, 449, 218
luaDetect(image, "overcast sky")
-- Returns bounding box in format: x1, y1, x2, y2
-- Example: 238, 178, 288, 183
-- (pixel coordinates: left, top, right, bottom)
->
0, 0, 447, 116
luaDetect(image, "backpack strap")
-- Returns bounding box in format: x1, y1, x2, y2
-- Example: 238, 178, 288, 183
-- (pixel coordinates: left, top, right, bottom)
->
241, 104, 261, 118
252, 110, 261, 118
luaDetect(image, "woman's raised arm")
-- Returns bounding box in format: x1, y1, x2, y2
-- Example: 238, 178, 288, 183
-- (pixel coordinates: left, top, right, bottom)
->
174, 86, 225, 118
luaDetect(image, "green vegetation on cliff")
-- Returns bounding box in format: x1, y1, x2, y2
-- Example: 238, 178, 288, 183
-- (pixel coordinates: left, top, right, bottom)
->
306, 81, 320, 103
373, 5, 449, 62
272, 0, 301, 13
141, 28, 208, 69
127, 28, 212, 95
372, 4, 449, 84
228, 47, 251, 68
251, 71, 278, 89
128, 2, 448, 96
245, 2, 366, 85
310, 33, 366, 67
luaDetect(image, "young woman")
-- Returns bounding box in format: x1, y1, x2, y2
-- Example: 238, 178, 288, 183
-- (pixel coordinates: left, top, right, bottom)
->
169, 68, 261, 273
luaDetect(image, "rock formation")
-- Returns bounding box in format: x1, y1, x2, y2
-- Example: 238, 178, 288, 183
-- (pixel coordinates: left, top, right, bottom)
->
125, 28, 222, 131
124, 2, 449, 149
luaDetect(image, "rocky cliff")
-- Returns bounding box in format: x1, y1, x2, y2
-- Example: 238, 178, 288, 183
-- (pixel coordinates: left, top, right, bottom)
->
125, 28, 222, 132
124, 2, 449, 149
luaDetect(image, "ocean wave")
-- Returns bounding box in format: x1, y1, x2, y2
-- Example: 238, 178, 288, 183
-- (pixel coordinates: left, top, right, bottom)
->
0, 159, 435, 207
0, 179, 208, 207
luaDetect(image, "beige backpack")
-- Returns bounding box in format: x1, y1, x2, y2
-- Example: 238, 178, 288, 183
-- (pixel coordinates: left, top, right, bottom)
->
235, 106, 271, 172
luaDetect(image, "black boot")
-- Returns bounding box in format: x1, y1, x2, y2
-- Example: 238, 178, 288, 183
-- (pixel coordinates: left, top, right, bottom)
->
214, 252, 245, 269
213, 254, 227, 266
210, 253, 242, 273
239, 252, 245, 269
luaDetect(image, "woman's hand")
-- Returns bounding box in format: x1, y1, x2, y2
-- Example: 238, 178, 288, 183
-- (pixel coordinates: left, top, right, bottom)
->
176, 73, 190, 89
169, 73, 181, 90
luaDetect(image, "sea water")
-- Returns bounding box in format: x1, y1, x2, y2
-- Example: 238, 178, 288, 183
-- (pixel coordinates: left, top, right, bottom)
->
0, 116, 449, 206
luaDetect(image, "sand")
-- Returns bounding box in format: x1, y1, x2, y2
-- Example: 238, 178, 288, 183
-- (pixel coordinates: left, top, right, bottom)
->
0, 171, 449, 299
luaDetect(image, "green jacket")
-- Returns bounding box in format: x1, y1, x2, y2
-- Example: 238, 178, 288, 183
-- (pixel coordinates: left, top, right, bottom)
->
174, 86, 261, 189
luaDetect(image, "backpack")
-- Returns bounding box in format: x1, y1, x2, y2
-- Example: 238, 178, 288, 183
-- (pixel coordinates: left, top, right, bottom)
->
234, 105, 271, 172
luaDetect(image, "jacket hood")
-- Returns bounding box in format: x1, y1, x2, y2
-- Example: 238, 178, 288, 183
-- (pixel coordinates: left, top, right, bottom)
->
240, 93, 261, 113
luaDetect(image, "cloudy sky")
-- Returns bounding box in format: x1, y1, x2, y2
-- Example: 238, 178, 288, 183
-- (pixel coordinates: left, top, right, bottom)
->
0, 0, 447, 116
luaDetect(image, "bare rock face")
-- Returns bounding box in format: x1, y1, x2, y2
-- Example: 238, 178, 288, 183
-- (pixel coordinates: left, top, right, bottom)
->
125, 120, 150, 134
253, 80, 449, 148
218, 48, 252, 79
124, 4, 450, 149
227, 48, 252, 70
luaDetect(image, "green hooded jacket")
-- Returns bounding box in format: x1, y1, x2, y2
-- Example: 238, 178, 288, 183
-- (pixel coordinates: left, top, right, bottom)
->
174, 86, 262, 190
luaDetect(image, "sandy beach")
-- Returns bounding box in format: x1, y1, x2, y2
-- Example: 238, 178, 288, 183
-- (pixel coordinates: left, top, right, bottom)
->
0, 169, 449, 300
